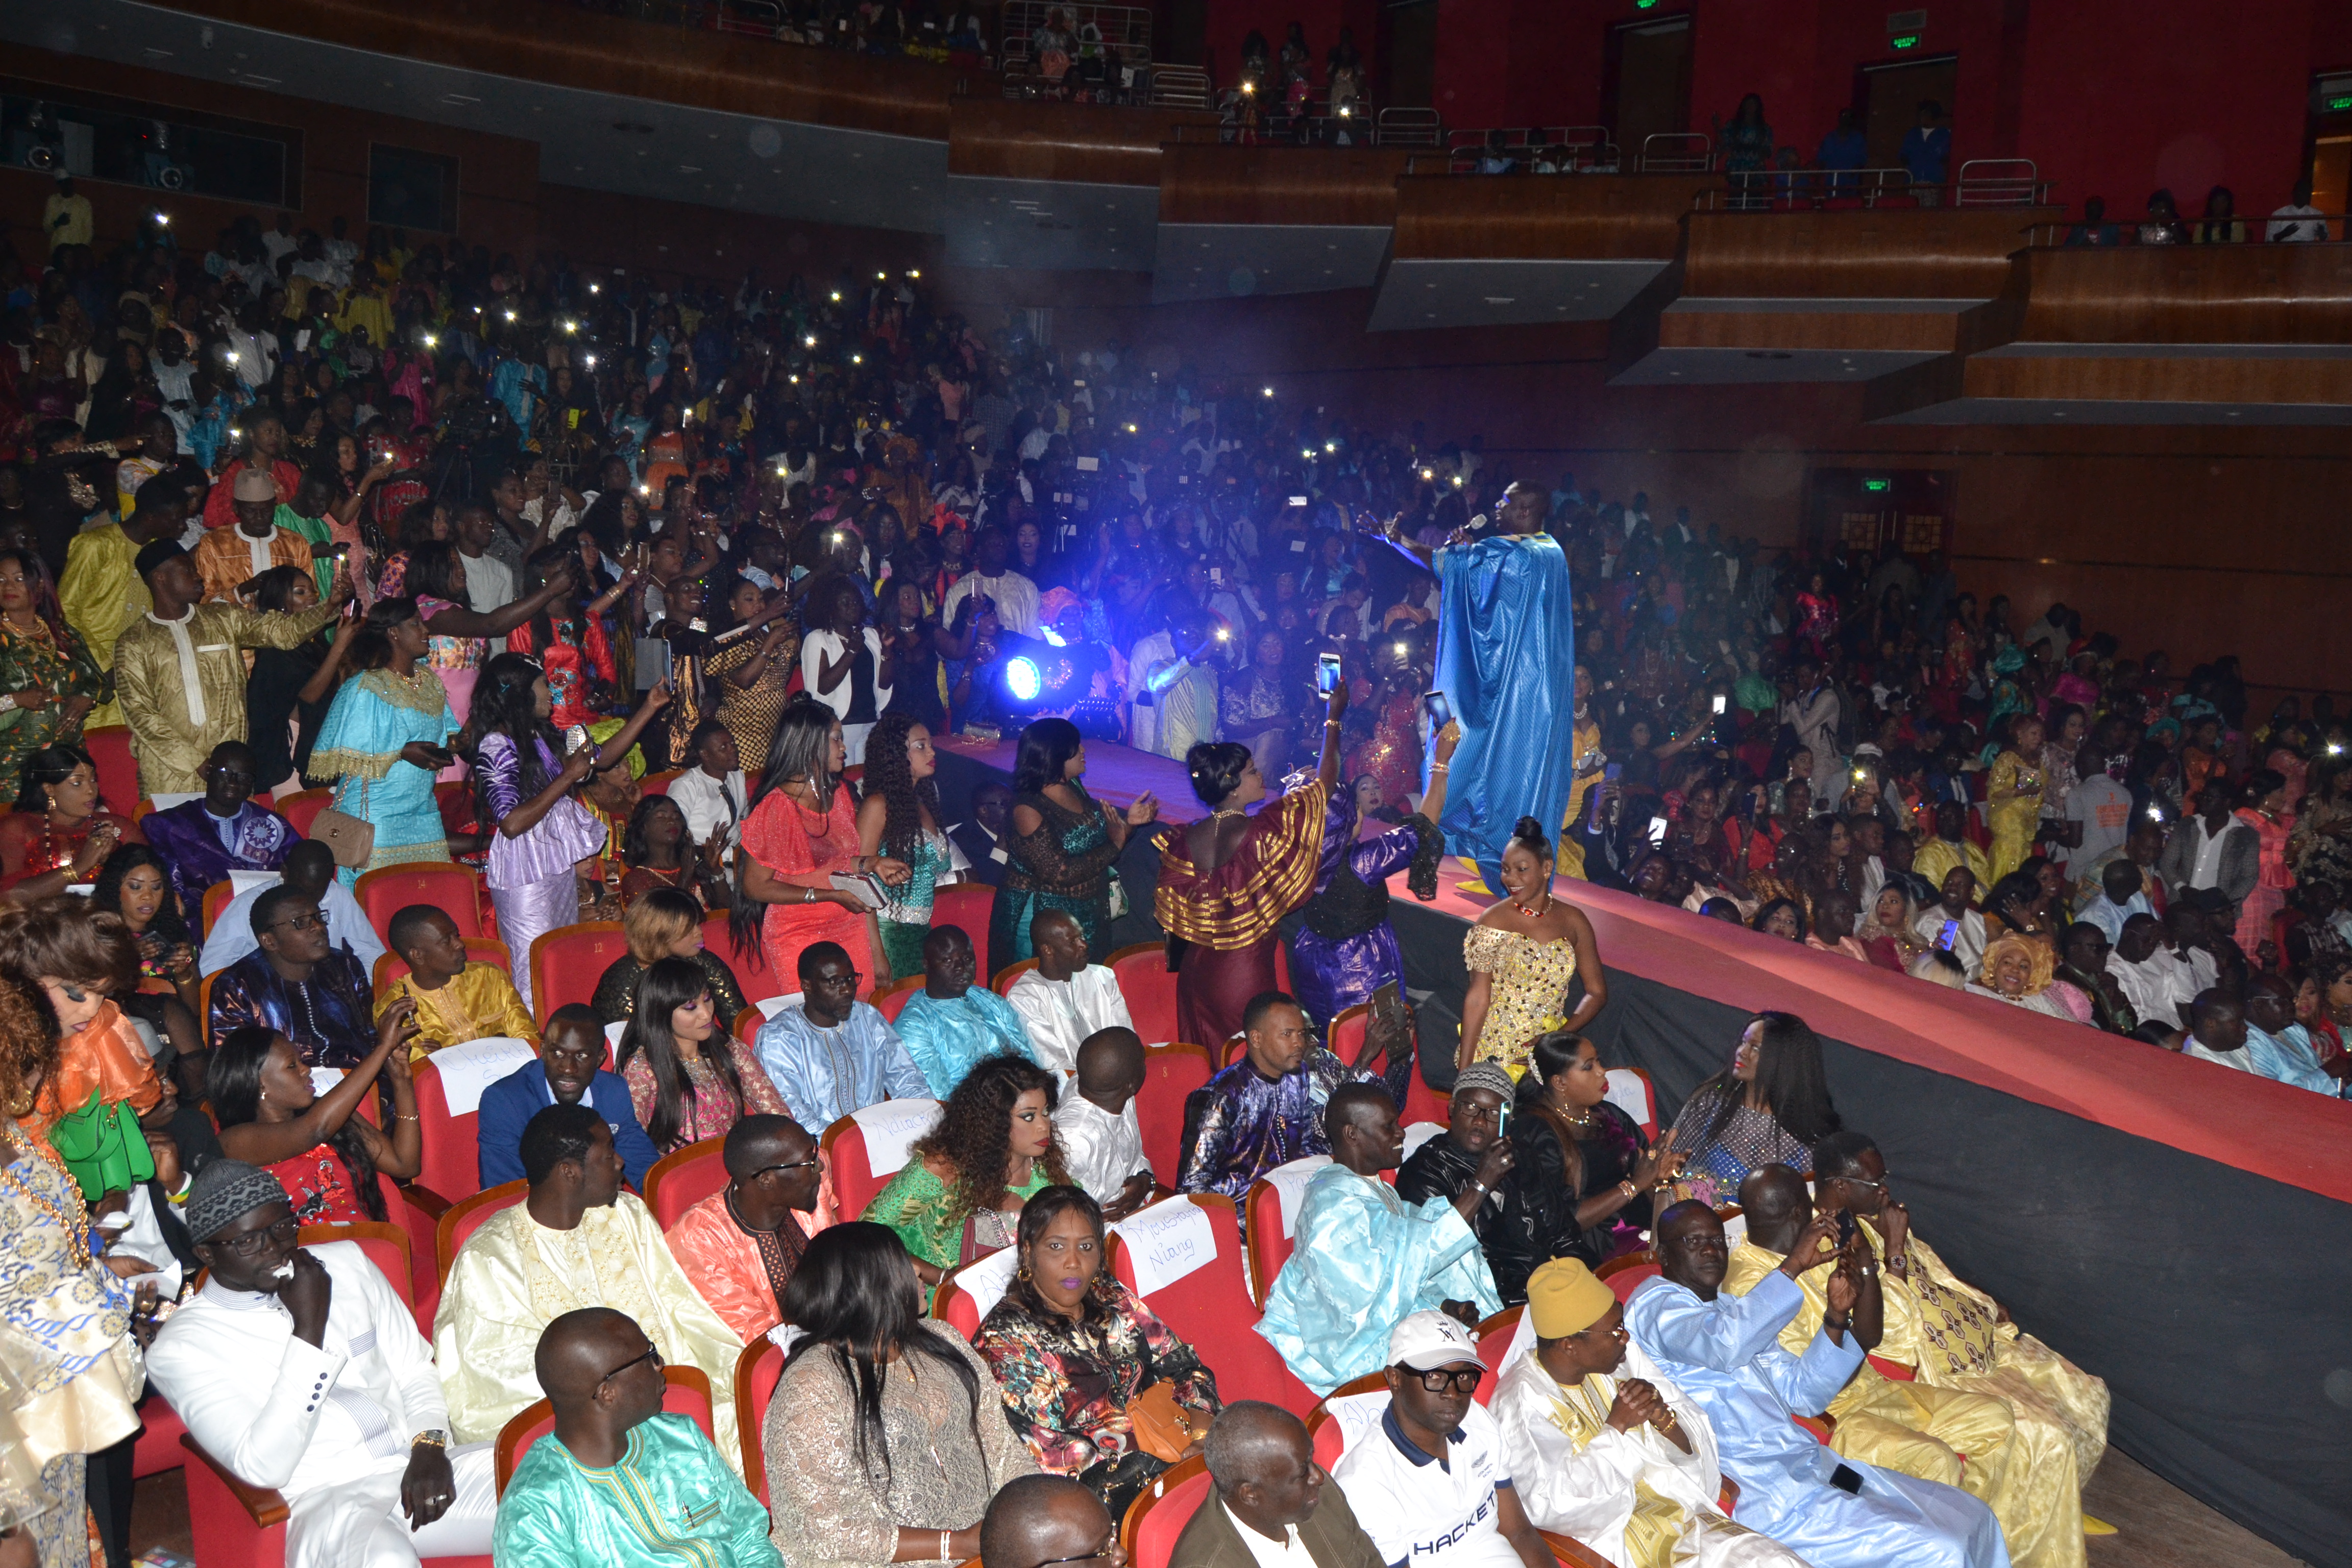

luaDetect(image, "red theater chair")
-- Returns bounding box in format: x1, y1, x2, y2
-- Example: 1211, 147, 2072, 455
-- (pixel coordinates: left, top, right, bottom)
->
1598, 1253, 1659, 1302
641, 769, 682, 797
734, 1338, 786, 1503
201, 879, 237, 936
272, 787, 335, 838
1474, 1306, 1522, 1406
1135, 1043, 1213, 1186
1109, 941, 1178, 1045
180, 1432, 496, 1568
1606, 1067, 1659, 1140
530, 923, 630, 1021
708, 914, 801, 1009
643, 1137, 729, 1230
494, 1366, 714, 1494
355, 864, 485, 945
82, 725, 138, 811
1121, 1454, 1211, 1568
873, 976, 924, 1023
930, 881, 994, 938
1109, 1194, 1315, 1415
437, 1179, 529, 1287
820, 1101, 941, 1219
991, 957, 1037, 995
373, 938, 514, 995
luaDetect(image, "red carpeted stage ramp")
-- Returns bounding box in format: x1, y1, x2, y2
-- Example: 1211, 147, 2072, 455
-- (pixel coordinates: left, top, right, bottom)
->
939, 738, 2352, 1568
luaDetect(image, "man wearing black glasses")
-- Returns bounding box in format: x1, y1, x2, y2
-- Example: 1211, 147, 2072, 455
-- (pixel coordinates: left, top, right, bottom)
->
666, 1113, 826, 1340
493, 1306, 780, 1567
205, 881, 377, 1067
1329, 1311, 1556, 1568
148, 1159, 498, 1568
980, 1474, 1129, 1568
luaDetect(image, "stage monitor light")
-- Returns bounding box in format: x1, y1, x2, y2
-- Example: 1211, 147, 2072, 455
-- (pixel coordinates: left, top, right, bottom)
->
1006, 657, 1043, 702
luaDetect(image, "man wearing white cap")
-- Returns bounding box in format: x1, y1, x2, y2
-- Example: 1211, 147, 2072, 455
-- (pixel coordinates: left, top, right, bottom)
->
191, 465, 314, 605
1329, 1311, 1552, 1568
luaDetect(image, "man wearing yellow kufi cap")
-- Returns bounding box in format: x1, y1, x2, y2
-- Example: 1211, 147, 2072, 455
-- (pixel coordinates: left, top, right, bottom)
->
1490, 1259, 1809, 1568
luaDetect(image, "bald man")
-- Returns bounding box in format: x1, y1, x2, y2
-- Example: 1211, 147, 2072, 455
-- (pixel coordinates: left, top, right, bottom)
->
1168, 1402, 1384, 1568
1006, 910, 1135, 1076
895, 924, 1037, 1097
665, 1114, 827, 1340
1256, 1082, 1501, 1395
1722, 1166, 2036, 1552
980, 1475, 1129, 1568
492, 1309, 778, 1567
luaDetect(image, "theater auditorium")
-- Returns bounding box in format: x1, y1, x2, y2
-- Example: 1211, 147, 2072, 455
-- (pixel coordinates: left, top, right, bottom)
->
0, 1, 2345, 1565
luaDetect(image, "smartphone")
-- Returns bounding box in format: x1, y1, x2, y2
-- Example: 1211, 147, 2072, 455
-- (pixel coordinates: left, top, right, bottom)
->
1834, 1209, 1857, 1247
1647, 816, 1669, 847
1938, 919, 1960, 951
1316, 651, 1343, 696
566, 725, 592, 755
1209, 566, 1223, 586
1423, 690, 1453, 729
1288, 495, 1309, 507
1711, 693, 1727, 715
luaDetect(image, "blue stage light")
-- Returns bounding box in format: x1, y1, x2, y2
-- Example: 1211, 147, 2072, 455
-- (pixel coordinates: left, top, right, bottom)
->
1006, 657, 1043, 701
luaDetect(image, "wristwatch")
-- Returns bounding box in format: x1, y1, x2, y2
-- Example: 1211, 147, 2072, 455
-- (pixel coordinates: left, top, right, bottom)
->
411, 1429, 448, 1450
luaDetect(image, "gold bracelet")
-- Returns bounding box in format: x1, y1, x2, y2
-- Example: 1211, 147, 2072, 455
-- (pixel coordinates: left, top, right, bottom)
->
1431, 765, 1449, 774
393, 1111, 420, 1122
1325, 719, 1342, 728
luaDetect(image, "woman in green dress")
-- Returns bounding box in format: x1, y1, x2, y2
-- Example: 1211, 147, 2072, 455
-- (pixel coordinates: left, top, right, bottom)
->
307, 597, 459, 880
0, 548, 105, 807
860, 1053, 1067, 1289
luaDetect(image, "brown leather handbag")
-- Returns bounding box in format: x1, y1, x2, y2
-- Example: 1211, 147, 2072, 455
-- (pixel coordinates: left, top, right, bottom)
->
1124, 1379, 1200, 1464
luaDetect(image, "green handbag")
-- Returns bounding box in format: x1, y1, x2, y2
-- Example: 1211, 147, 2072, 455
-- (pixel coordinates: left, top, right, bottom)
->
45, 1086, 156, 1201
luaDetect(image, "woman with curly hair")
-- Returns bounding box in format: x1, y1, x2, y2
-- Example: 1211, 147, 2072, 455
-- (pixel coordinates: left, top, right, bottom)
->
0, 958, 154, 1568
973, 1186, 1219, 1516
1969, 931, 2089, 1023
856, 713, 965, 977
611, 953, 787, 1154
862, 1053, 1066, 1285
460, 651, 671, 1010
207, 1004, 426, 1225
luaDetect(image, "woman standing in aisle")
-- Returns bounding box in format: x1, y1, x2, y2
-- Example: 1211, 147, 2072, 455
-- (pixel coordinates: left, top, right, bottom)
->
988, 719, 1156, 978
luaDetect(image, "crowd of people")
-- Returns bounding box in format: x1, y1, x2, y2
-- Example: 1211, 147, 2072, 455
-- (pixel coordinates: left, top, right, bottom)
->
0, 180, 2333, 1568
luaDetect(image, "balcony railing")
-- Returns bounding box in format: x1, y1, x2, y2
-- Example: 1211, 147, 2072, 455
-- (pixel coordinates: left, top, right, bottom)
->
998, 1, 1151, 70
2022, 212, 2347, 247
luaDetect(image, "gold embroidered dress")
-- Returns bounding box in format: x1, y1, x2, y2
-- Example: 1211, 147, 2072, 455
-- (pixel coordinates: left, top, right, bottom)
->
1462, 924, 1580, 1071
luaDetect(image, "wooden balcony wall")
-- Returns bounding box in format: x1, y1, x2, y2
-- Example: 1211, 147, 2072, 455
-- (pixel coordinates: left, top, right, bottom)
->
1679, 209, 2056, 301
153, 0, 968, 139
1157, 144, 1415, 228
1389, 174, 1719, 262
2014, 244, 2352, 344
947, 100, 1222, 185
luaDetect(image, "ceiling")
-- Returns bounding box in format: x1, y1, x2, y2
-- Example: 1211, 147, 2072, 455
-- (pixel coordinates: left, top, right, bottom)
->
1152, 223, 1391, 303
1367, 257, 1667, 332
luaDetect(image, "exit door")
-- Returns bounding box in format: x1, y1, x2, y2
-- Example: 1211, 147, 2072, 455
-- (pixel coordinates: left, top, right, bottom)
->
1806, 469, 1954, 560
1860, 55, 1957, 173
1605, 15, 1693, 163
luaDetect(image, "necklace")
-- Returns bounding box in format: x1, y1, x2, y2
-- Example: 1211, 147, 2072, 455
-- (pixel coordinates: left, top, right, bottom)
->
1512, 890, 1552, 918
1552, 1099, 1595, 1129
1, 1160, 92, 1269
1210, 806, 1246, 822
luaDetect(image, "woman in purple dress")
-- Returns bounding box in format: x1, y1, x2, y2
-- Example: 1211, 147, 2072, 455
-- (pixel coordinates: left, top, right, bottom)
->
1287, 721, 1456, 1047
460, 652, 671, 1011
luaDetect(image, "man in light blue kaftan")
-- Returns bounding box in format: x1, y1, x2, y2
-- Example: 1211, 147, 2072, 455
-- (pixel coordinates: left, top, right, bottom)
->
893, 925, 1038, 1097
1423, 483, 1576, 892
1624, 1204, 2009, 1568
1256, 1083, 1501, 1396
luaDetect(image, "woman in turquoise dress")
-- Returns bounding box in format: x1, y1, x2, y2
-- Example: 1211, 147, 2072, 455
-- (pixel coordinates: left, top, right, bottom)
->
308, 596, 459, 879
856, 714, 964, 977
985, 718, 1158, 976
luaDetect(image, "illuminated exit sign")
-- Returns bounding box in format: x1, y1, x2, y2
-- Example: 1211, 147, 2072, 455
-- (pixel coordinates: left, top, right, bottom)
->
2332, 94, 2352, 111
1863, 479, 1892, 492
1891, 33, 1921, 47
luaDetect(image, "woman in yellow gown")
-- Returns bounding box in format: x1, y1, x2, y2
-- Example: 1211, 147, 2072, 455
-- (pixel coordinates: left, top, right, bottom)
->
1985, 713, 2046, 885
1457, 817, 1608, 1074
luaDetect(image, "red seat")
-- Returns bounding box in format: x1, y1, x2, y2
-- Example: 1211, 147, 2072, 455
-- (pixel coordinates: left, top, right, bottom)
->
273, 787, 335, 838
132, 1395, 188, 1479
708, 913, 799, 1009
930, 882, 994, 938
530, 923, 631, 1022
1110, 941, 1178, 1045
1217, 1033, 1250, 1070
1112, 1194, 1317, 1415
298, 1220, 424, 1332
1606, 1067, 1659, 1140
990, 957, 1037, 996
1242, 1157, 1333, 1307
181, 1433, 495, 1568
1597, 1254, 1659, 1303
644, 1137, 729, 1230
734, 1338, 785, 1503
201, 879, 236, 938
494, 1366, 714, 1495
355, 864, 486, 947
1473, 1305, 1521, 1407
819, 1101, 940, 1220
1135, 1043, 1212, 1187
82, 724, 139, 811
873, 977, 924, 1023
437, 1179, 528, 1286
641, 769, 682, 797
1121, 1453, 1211, 1568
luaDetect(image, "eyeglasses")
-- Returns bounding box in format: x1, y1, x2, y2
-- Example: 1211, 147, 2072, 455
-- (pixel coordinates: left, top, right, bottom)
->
1834, 1174, 1889, 1191
1033, 1540, 1118, 1568
751, 1159, 822, 1180
207, 766, 256, 783
214, 1217, 299, 1258
1406, 1366, 1484, 1393
268, 912, 325, 934
599, 1343, 664, 1389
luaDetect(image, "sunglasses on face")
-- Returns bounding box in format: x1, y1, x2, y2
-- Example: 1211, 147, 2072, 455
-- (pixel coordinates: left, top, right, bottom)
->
600, 1343, 664, 1390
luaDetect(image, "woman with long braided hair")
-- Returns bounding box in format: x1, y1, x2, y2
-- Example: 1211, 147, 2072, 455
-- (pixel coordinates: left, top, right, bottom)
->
855, 714, 965, 978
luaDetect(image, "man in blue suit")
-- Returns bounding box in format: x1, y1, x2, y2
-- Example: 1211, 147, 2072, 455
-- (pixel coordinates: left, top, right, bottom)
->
479, 1003, 660, 1191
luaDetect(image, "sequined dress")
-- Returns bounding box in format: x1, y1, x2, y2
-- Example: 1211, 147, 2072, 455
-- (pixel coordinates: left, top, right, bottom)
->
1463, 924, 1581, 1071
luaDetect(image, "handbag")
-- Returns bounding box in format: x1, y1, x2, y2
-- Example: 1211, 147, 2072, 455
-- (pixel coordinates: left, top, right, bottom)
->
311, 779, 376, 869
1124, 1379, 1198, 1464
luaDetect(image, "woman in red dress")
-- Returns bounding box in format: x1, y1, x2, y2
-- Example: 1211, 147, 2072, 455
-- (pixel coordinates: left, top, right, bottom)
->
1155, 681, 1348, 1047
0, 744, 144, 903
210, 1006, 424, 1227
732, 697, 913, 991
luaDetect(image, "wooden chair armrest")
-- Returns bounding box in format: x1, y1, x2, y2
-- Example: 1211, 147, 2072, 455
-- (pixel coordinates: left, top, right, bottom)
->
180, 1434, 290, 1527
1719, 1474, 1741, 1512
1539, 1529, 1618, 1568
400, 1182, 454, 1222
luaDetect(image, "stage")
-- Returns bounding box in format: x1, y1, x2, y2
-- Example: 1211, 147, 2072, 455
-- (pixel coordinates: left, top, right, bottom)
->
938, 737, 2352, 1568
